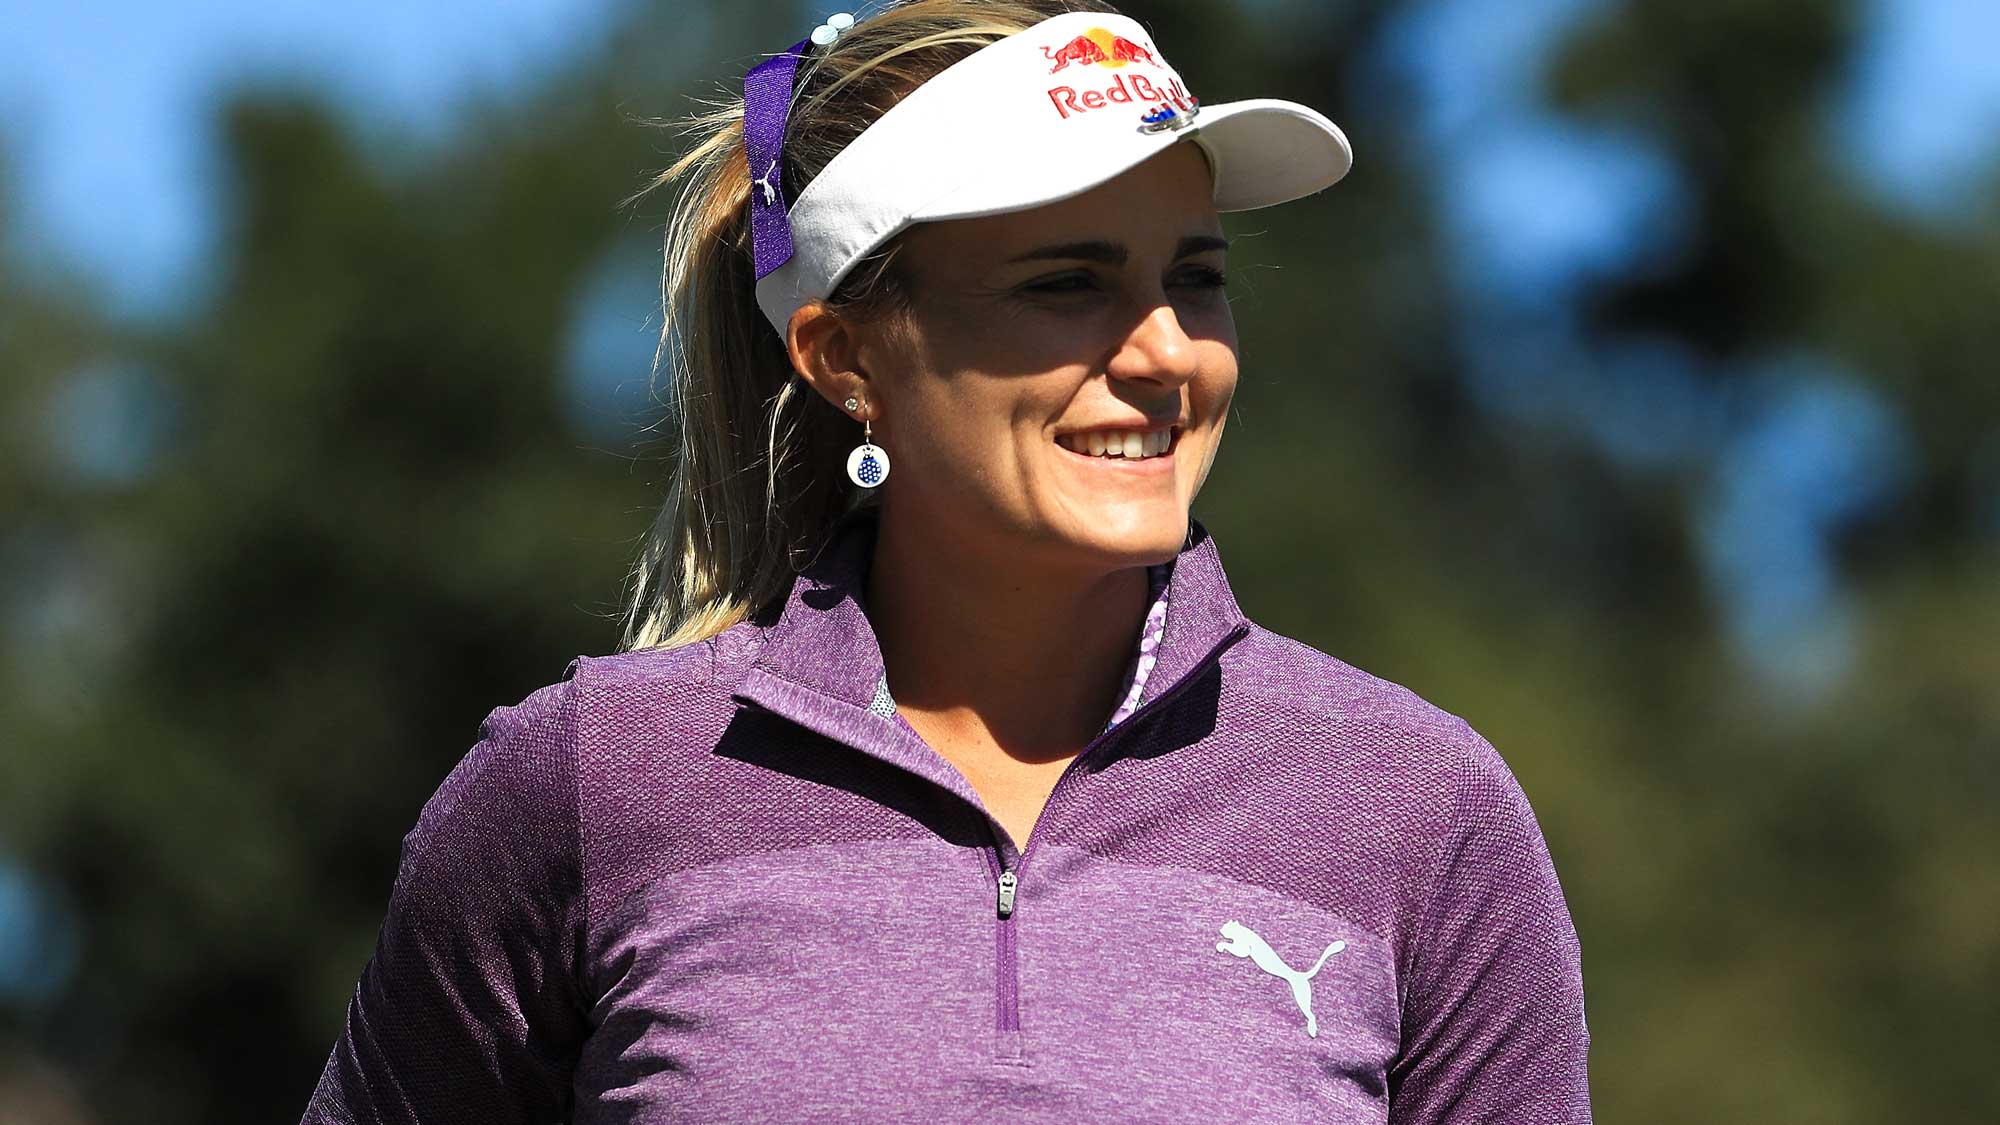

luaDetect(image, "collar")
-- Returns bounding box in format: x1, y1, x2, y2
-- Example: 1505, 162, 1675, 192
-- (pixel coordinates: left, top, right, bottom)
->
731, 511, 1251, 802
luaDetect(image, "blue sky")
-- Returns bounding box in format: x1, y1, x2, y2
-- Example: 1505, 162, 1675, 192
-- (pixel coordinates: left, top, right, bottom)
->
2, 0, 623, 317
1843, 0, 2000, 216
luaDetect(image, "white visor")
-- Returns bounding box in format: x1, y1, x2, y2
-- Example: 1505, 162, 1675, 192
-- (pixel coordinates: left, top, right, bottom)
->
753, 10, 1353, 340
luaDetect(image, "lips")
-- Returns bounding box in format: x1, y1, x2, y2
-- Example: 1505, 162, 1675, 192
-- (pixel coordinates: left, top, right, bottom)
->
1054, 425, 1177, 460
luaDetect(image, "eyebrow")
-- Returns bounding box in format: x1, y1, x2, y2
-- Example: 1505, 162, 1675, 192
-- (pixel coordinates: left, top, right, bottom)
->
1005, 235, 1229, 266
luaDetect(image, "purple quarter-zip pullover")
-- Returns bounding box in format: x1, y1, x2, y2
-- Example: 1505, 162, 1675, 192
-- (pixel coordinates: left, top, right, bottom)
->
303, 515, 1590, 1123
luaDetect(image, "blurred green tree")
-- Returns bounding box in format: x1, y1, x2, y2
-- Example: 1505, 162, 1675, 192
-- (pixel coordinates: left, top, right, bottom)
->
0, 1, 1994, 1121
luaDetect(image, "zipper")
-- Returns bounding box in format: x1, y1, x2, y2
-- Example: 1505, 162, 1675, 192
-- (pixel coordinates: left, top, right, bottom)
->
978, 622, 1248, 1042
985, 846, 1022, 1035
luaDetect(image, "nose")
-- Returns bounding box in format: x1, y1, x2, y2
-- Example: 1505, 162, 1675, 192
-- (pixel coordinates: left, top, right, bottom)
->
1105, 301, 1201, 391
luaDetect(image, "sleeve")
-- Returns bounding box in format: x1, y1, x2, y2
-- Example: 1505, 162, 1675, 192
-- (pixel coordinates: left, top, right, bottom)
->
302, 663, 591, 1125
1387, 726, 1592, 1124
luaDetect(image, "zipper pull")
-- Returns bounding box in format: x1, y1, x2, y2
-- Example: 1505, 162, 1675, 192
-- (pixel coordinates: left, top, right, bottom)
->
996, 869, 1018, 918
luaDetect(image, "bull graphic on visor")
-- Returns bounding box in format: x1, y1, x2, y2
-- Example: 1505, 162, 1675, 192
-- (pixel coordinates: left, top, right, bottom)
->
1043, 27, 1160, 73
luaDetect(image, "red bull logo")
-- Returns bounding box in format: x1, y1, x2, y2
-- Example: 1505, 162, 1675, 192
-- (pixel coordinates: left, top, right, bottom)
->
1042, 27, 1162, 73
1110, 37, 1158, 67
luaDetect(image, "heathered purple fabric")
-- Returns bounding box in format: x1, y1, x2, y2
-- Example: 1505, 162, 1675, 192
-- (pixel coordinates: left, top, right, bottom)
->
303, 514, 1591, 1122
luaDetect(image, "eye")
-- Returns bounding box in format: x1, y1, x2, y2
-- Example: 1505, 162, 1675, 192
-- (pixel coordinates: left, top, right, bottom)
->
1172, 265, 1228, 290
1021, 271, 1097, 294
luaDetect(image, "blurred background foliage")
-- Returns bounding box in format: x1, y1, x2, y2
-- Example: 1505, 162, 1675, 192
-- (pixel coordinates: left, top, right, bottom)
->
3, 0, 1997, 1120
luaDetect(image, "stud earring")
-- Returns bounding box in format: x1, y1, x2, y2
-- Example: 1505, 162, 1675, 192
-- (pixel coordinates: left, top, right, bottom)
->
843, 396, 859, 412
846, 414, 889, 488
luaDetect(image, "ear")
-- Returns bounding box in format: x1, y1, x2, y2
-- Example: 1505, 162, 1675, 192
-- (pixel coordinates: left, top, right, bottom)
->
787, 301, 875, 423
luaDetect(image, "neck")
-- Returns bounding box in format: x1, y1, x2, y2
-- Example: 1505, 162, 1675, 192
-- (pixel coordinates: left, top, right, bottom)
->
865, 511, 1152, 764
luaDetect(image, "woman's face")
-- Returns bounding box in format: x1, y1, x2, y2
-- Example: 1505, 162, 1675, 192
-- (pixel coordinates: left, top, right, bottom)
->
860, 141, 1238, 574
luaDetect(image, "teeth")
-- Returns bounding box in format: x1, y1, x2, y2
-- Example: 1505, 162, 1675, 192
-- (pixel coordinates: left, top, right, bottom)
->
1058, 428, 1176, 460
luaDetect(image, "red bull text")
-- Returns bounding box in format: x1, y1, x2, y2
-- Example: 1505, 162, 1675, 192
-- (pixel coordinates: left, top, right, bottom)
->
1047, 73, 1197, 120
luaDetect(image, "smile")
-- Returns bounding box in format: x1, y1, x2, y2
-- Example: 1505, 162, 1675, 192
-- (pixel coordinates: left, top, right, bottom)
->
1053, 425, 1178, 461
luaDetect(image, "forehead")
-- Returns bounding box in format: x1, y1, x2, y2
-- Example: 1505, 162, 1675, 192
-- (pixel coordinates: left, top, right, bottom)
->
897, 142, 1222, 272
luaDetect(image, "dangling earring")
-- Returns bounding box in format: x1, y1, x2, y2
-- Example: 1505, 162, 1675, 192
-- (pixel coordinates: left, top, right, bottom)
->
845, 404, 889, 488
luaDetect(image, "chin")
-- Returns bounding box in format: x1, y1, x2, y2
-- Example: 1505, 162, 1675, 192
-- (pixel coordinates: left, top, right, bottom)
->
1061, 504, 1188, 568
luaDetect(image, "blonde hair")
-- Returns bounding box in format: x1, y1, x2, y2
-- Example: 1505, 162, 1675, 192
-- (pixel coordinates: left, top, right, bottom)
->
618, 0, 1120, 652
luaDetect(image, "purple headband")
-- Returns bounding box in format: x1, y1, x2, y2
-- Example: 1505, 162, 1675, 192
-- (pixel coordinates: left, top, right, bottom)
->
742, 36, 812, 281
744, 13, 859, 280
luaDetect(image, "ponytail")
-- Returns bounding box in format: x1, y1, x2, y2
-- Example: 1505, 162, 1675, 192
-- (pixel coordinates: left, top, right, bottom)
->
618, 0, 1121, 652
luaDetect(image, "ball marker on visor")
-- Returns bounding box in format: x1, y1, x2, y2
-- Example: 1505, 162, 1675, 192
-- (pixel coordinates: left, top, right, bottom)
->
1139, 101, 1198, 133
742, 10, 1353, 342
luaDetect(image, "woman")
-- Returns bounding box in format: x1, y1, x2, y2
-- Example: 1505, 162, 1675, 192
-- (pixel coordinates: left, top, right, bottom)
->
305, 2, 1590, 1121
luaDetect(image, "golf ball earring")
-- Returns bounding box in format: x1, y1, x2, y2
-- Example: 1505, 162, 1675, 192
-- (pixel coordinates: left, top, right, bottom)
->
846, 414, 889, 488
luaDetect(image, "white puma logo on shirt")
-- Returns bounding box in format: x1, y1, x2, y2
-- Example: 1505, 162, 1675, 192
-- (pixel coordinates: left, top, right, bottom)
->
1214, 920, 1347, 1038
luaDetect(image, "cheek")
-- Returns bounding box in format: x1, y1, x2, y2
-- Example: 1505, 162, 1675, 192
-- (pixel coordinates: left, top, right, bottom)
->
880, 373, 1036, 482
1196, 346, 1240, 414
886, 341, 1080, 475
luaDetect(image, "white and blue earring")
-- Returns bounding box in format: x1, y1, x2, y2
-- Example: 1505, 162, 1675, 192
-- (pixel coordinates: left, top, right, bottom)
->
844, 396, 889, 487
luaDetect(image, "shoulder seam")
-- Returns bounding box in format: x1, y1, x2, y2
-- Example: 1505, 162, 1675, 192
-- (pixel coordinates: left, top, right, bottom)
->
560, 656, 593, 1008
1235, 690, 1474, 753
572, 636, 739, 695
1398, 716, 1480, 1011
1231, 625, 1476, 745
